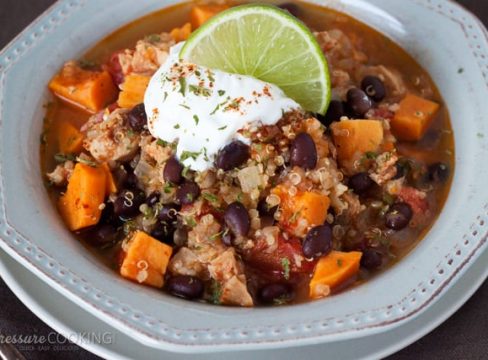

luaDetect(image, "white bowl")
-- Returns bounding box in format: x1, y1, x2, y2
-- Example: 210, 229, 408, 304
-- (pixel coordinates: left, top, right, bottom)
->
0, 0, 487, 353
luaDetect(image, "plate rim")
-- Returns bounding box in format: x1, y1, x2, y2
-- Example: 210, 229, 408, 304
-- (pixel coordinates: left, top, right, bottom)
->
1, 0, 488, 352
0, 247, 486, 359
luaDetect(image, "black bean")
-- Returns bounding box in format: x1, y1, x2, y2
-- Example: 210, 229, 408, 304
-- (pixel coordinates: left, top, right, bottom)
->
150, 222, 175, 244
125, 172, 139, 189
318, 100, 346, 127
346, 88, 373, 117
360, 248, 383, 270
257, 198, 277, 217
302, 225, 333, 259
99, 202, 123, 227
259, 283, 293, 304
145, 192, 160, 207
260, 215, 275, 228
173, 226, 189, 247
158, 204, 180, 223
221, 227, 234, 246
215, 141, 250, 171
385, 202, 413, 230
393, 162, 408, 180
166, 275, 204, 300
278, 2, 300, 17
114, 166, 139, 189
349, 172, 374, 194
224, 202, 250, 237
428, 162, 450, 183
361, 76, 386, 102
127, 103, 147, 131
90, 224, 117, 246
164, 157, 184, 184
290, 132, 317, 170
113, 189, 146, 219
176, 181, 200, 206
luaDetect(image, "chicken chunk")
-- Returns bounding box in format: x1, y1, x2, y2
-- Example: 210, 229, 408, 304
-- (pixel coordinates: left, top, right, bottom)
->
118, 33, 175, 77
169, 214, 253, 306
46, 160, 74, 186
83, 108, 140, 163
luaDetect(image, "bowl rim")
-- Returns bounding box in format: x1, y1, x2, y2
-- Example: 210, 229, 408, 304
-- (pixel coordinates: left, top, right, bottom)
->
1, 0, 488, 353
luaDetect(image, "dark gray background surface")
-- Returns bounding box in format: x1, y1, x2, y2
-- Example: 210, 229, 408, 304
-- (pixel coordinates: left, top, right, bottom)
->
0, 1, 487, 359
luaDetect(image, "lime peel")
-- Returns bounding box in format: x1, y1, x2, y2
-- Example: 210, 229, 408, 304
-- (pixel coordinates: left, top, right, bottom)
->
180, 4, 331, 114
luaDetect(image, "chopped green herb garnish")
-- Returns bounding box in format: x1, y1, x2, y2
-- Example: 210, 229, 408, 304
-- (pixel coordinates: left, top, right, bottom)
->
365, 151, 378, 160
236, 192, 244, 203
163, 183, 174, 194
142, 206, 155, 219
76, 157, 97, 167
218, 90, 226, 96
210, 103, 221, 115
145, 34, 161, 43
337, 259, 343, 267
182, 166, 190, 178
185, 216, 197, 228
163, 92, 168, 102
189, 84, 211, 97
156, 139, 168, 147
218, 125, 227, 131
202, 192, 218, 202
458, 67, 464, 74
195, 70, 201, 77
127, 129, 135, 137
180, 150, 201, 162
179, 104, 190, 110
122, 219, 138, 235
54, 153, 76, 163
273, 296, 290, 306
178, 77, 187, 96
210, 280, 222, 304
193, 114, 199, 125
174, 123, 181, 129
210, 231, 223, 240
207, 69, 215, 83
281, 258, 290, 280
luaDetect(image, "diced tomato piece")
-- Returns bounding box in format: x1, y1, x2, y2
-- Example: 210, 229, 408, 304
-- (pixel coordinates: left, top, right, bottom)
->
105, 51, 125, 86
369, 107, 394, 120
398, 186, 428, 215
245, 235, 316, 275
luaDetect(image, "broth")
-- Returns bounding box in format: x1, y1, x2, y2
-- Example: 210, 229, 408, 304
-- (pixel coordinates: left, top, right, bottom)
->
41, 1, 454, 305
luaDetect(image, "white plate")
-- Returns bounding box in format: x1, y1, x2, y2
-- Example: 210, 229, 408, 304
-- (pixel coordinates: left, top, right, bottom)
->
1, 0, 488, 352
1, 246, 486, 360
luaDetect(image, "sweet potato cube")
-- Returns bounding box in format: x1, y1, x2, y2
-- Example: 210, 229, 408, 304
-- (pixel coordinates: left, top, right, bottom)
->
391, 94, 440, 141
117, 74, 150, 109
120, 231, 173, 288
58, 121, 84, 154
101, 163, 117, 194
331, 120, 384, 162
49, 62, 118, 113
309, 251, 362, 299
272, 186, 330, 230
170, 22, 192, 42
190, 4, 229, 28
58, 163, 106, 231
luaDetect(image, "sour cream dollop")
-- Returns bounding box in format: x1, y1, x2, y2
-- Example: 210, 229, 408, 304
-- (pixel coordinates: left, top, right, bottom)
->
144, 43, 299, 171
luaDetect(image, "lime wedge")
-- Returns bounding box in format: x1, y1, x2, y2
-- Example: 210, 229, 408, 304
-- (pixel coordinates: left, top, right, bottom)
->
180, 4, 331, 114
